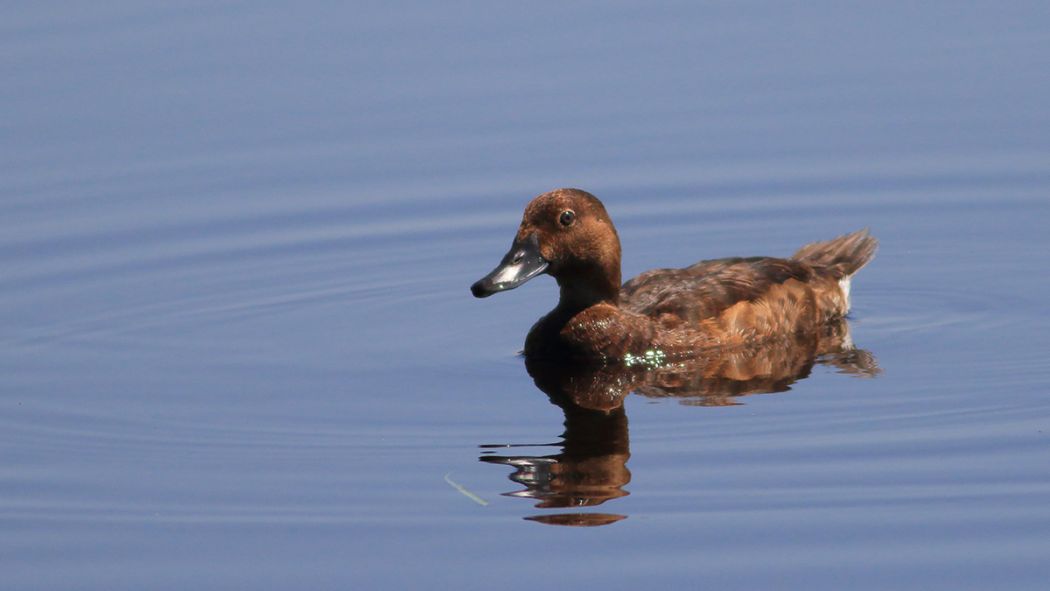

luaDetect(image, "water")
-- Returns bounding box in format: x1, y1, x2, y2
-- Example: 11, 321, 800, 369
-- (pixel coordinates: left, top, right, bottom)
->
3, 2, 1049, 589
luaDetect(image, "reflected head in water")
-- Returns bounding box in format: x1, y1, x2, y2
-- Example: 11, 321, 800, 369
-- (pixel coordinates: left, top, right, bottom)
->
472, 188, 877, 363
480, 366, 632, 527
481, 318, 879, 526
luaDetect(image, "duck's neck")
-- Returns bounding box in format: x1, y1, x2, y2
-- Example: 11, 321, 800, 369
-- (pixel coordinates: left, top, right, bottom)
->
554, 265, 621, 315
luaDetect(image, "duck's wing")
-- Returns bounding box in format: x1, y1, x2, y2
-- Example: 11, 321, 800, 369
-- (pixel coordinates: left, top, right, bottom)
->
620, 256, 815, 325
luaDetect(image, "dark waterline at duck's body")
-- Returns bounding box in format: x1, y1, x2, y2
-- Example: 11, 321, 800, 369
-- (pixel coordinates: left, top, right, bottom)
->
472, 189, 878, 362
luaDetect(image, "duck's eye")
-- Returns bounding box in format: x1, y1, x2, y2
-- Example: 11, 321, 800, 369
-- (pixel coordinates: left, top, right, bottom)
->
559, 210, 576, 227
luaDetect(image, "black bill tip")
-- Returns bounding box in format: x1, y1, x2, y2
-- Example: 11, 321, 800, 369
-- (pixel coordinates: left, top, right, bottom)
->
471, 279, 496, 298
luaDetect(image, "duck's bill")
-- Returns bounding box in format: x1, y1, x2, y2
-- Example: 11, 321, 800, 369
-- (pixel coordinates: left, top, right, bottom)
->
471, 233, 549, 298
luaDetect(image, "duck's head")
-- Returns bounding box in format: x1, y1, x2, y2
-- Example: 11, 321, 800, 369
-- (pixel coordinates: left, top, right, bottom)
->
471, 188, 622, 308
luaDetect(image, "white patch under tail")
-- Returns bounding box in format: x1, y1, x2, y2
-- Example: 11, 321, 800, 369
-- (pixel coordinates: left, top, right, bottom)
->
839, 276, 852, 312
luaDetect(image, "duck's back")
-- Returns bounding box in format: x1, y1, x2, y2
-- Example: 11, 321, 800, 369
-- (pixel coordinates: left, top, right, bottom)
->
621, 257, 813, 323
620, 230, 877, 336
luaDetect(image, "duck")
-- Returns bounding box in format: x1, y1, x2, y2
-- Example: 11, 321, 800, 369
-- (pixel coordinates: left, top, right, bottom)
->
471, 188, 877, 363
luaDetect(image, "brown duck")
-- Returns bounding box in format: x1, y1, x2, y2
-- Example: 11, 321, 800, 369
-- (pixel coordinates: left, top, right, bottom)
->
471, 188, 877, 362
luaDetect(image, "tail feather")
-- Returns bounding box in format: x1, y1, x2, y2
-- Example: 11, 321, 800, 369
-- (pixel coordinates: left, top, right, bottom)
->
792, 228, 878, 279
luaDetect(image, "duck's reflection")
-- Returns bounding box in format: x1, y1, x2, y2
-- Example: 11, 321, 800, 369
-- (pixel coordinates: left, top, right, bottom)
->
480, 389, 631, 524
480, 319, 878, 526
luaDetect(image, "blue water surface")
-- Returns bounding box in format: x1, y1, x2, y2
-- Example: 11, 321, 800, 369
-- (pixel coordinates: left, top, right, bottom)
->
3, 2, 1049, 589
